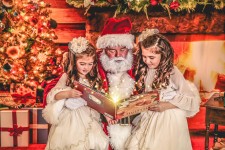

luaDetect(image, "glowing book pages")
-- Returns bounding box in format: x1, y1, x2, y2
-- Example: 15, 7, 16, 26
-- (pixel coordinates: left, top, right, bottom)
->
116, 92, 159, 119
73, 81, 159, 119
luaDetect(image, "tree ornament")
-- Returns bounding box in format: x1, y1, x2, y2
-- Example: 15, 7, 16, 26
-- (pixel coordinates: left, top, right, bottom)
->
2, 0, 14, 8
37, 52, 47, 62
13, 11, 18, 16
3, 62, 11, 72
6, 46, 21, 59
52, 69, 57, 75
0, 6, 5, 15
169, 0, 180, 10
2, 32, 11, 39
0, 21, 5, 32
49, 19, 57, 29
29, 16, 38, 25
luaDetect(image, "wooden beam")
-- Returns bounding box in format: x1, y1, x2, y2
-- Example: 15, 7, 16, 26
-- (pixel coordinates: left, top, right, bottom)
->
164, 34, 225, 42
49, 8, 86, 24
54, 28, 85, 43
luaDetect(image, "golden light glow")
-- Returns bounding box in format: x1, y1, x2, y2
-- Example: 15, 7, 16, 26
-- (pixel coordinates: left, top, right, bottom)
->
111, 95, 119, 103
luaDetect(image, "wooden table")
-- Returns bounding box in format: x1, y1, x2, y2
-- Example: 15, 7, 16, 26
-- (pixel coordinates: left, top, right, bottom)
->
205, 93, 225, 150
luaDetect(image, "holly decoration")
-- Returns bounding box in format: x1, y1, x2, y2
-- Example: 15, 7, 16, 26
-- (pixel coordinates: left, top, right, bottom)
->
66, 0, 225, 18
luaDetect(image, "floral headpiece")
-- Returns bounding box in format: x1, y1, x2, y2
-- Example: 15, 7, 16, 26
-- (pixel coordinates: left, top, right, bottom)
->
68, 37, 89, 54
138, 28, 159, 42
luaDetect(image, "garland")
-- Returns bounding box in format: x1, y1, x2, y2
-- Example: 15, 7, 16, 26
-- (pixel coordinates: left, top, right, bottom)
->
66, 0, 224, 18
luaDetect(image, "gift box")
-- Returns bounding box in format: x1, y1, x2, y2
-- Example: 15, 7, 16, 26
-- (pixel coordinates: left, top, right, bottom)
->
10, 83, 36, 107
0, 92, 21, 108
0, 110, 29, 147
24, 108, 48, 144
10, 83, 36, 98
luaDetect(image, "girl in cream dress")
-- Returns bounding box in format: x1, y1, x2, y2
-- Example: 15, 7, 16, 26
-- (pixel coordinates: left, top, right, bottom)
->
125, 29, 200, 150
43, 37, 108, 150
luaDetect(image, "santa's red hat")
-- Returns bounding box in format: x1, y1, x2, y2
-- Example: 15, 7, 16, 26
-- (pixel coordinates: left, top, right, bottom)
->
96, 17, 134, 49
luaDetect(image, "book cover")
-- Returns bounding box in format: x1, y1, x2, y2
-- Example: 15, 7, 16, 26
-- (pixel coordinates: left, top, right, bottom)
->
73, 81, 159, 119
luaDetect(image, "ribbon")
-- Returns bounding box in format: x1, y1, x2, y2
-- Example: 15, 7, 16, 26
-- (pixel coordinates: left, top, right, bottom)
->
0, 110, 29, 146
11, 92, 35, 103
30, 108, 48, 143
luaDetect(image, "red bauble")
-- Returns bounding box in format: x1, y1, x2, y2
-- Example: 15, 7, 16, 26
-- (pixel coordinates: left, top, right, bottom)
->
169, 1, 180, 10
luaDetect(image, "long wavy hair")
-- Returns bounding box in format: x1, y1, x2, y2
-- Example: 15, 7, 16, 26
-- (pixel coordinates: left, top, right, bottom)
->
135, 34, 174, 93
63, 44, 102, 90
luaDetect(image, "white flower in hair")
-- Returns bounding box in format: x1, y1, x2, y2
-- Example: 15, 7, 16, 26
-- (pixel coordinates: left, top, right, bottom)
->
138, 29, 159, 42
68, 37, 88, 54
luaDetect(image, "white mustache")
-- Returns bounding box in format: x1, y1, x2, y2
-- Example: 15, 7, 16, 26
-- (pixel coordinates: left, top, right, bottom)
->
110, 57, 125, 62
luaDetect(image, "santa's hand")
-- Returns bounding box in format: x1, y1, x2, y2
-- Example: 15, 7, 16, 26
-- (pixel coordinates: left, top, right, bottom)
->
148, 101, 176, 112
108, 119, 119, 124
105, 115, 118, 124
67, 89, 82, 98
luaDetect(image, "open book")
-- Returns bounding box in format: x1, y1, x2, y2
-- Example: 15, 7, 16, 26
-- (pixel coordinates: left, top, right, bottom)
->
74, 81, 159, 119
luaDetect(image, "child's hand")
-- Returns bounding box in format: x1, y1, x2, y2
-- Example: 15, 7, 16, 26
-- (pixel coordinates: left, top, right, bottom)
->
148, 101, 176, 112
68, 89, 82, 98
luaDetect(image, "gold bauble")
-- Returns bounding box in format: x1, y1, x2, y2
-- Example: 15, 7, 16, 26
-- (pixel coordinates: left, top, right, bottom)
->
2, 0, 14, 8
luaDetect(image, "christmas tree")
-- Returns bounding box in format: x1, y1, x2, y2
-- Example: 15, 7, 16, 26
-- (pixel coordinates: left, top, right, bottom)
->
0, 0, 63, 88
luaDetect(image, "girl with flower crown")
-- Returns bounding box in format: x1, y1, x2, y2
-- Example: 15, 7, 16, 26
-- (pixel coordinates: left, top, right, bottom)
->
43, 37, 109, 150
124, 29, 200, 150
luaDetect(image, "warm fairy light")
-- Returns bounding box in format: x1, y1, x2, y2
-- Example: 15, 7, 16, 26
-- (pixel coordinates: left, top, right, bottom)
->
39, 1, 46, 7
24, 16, 29, 21
18, 68, 23, 72
43, 22, 47, 26
5, 33, 10, 38
0, 48, 4, 52
55, 48, 63, 55
112, 95, 119, 103
35, 66, 40, 70
11, 70, 16, 74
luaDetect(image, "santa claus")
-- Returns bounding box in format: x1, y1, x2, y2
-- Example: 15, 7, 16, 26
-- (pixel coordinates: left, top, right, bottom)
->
97, 17, 135, 102
96, 17, 135, 150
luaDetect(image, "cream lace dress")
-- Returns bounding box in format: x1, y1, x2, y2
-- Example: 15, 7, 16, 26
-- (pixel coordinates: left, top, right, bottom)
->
125, 66, 200, 150
43, 73, 109, 150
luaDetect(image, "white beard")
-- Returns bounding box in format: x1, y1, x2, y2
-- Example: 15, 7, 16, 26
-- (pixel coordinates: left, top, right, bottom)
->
100, 51, 133, 74
100, 51, 135, 100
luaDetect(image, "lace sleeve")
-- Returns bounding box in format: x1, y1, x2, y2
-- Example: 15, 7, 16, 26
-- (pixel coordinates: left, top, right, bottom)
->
168, 66, 200, 117
46, 73, 72, 104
